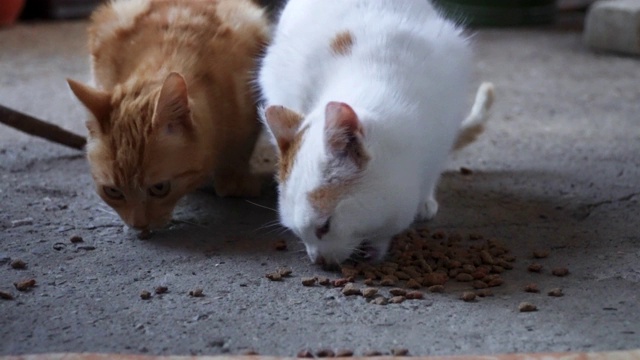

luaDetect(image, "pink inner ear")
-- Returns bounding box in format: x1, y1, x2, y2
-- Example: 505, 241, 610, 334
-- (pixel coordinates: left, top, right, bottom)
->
325, 101, 361, 135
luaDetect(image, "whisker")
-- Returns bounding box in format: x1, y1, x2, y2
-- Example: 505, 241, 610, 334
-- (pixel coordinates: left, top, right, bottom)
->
172, 219, 208, 229
245, 200, 277, 213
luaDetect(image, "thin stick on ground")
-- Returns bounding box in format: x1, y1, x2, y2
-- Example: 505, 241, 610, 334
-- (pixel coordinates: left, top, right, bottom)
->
0, 104, 86, 150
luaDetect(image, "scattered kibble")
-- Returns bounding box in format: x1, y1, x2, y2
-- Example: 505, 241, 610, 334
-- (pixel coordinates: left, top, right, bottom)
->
13, 278, 36, 291
518, 302, 537, 312
189, 288, 204, 297
524, 283, 540, 293
548, 288, 564, 297
389, 288, 407, 296
475, 289, 493, 297
316, 349, 335, 357
10, 259, 26, 269
427, 285, 445, 293
527, 263, 543, 273
405, 291, 423, 300
461, 291, 476, 302
0, 290, 14, 300
372, 297, 388, 305
552, 267, 569, 277
341, 283, 361, 296
362, 287, 378, 298
391, 348, 410, 356
533, 249, 550, 259
301, 277, 317, 286
140, 290, 151, 300
335, 349, 354, 357
297, 349, 314, 358
389, 296, 406, 304
154, 286, 168, 294
332, 278, 349, 287
69, 235, 84, 243
266, 273, 282, 281
363, 351, 383, 357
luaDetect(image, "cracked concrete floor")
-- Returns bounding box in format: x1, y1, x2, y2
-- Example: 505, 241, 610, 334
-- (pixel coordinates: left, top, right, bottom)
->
1, 14, 640, 358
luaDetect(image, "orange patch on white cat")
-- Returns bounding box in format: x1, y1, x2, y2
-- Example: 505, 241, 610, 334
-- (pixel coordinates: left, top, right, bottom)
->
279, 126, 308, 183
307, 182, 349, 218
330, 30, 355, 56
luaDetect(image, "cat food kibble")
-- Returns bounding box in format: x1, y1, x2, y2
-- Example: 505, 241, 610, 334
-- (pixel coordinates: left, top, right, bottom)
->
524, 283, 540, 293
528, 263, 543, 273
189, 288, 204, 297
154, 286, 168, 294
548, 288, 564, 297
0, 290, 14, 300
69, 235, 84, 243
389, 288, 407, 296
362, 351, 383, 357
533, 249, 551, 259
13, 278, 36, 291
297, 349, 314, 358
315, 349, 335, 357
341, 283, 361, 296
460, 291, 476, 302
389, 296, 406, 304
10, 259, 26, 269
140, 290, 151, 300
266, 273, 282, 281
518, 302, 538, 312
335, 349, 354, 357
391, 348, 410, 356
372, 297, 388, 305
301, 277, 317, 286
405, 291, 424, 300
552, 267, 570, 277
476, 289, 493, 297
362, 287, 378, 298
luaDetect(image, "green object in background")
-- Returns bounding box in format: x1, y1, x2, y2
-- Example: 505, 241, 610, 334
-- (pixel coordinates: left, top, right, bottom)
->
432, 0, 557, 27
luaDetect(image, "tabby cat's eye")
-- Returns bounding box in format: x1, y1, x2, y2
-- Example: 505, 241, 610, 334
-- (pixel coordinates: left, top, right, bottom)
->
148, 181, 171, 198
103, 186, 124, 200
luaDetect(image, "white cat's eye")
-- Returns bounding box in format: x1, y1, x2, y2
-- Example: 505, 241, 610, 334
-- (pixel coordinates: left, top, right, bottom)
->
148, 181, 171, 198
103, 186, 124, 200
315, 217, 331, 240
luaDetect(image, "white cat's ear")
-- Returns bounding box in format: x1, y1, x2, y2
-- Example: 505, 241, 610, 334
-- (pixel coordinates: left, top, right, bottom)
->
153, 72, 192, 134
67, 79, 111, 136
264, 105, 303, 154
324, 101, 368, 169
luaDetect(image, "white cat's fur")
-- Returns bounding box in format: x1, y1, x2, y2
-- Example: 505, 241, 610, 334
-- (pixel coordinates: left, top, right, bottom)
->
259, 0, 489, 264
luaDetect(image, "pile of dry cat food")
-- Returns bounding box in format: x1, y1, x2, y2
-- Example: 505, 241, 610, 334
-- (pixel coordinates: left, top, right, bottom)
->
268, 227, 523, 304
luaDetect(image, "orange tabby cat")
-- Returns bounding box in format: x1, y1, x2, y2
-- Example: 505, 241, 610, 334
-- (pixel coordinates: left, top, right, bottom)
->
67, 0, 270, 231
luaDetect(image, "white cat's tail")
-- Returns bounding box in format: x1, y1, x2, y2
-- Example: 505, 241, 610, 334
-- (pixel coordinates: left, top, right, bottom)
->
452, 82, 495, 151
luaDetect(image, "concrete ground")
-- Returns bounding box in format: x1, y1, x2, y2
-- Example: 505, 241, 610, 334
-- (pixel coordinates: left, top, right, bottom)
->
1, 10, 639, 358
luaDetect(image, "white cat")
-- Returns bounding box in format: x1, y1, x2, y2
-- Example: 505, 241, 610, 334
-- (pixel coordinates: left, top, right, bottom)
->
258, 0, 493, 265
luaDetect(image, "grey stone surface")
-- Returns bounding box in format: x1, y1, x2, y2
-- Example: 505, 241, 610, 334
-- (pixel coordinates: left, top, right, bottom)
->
1, 16, 640, 357
584, 0, 640, 55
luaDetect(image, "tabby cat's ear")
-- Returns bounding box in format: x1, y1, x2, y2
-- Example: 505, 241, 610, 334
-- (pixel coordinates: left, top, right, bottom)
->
264, 105, 303, 154
67, 79, 111, 136
153, 72, 193, 135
